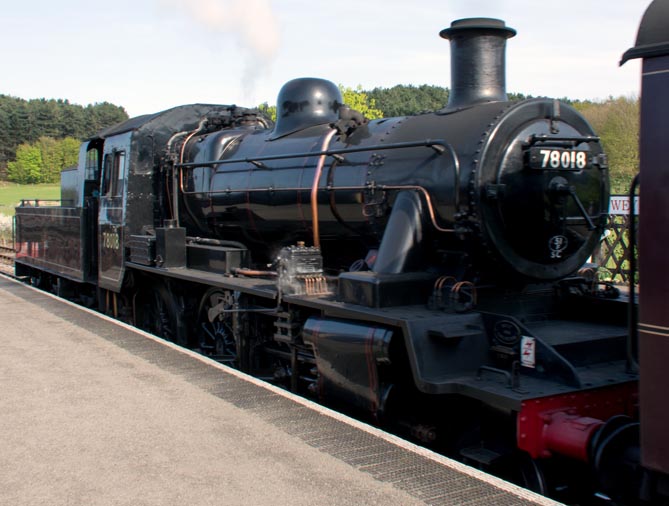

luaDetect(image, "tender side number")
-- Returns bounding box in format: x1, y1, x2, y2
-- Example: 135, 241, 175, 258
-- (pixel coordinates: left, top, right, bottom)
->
102, 231, 120, 250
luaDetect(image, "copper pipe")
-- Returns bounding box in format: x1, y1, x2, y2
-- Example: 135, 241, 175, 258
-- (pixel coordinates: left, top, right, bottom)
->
452, 281, 477, 304
380, 185, 455, 233
233, 268, 278, 277
174, 125, 206, 226
165, 129, 192, 220
310, 129, 338, 248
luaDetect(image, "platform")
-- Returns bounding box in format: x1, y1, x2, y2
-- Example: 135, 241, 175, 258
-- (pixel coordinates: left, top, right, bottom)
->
0, 276, 561, 506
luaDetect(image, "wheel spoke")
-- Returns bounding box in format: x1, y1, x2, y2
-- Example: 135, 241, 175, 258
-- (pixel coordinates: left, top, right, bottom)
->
197, 289, 238, 365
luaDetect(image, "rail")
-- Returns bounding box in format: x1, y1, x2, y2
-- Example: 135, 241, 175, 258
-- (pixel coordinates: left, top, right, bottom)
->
0, 244, 15, 275
18, 199, 76, 207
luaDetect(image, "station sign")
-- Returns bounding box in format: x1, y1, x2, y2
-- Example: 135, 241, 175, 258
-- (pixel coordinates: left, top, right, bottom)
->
609, 195, 639, 216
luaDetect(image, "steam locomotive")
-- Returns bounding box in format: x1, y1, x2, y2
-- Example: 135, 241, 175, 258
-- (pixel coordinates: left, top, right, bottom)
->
14, 14, 662, 505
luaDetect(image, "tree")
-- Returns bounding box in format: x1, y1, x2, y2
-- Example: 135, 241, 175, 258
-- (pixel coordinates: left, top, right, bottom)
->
38, 136, 61, 183
31, 98, 61, 139
6, 136, 81, 184
60, 137, 81, 169
0, 95, 128, 181
339, 85, 383, 119
367, 84, 449, 117
0, 99, 12, 177
7, 143, 42, 184
258, 102, 277, 121
577, 96, 639, 193
59, 101, 88, 139
7, 99, 31, 151
85, 102, 129, 132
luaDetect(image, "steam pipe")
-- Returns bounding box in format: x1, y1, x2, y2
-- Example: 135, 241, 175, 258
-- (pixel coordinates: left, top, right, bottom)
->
165, 129, 191, 222
174, 120, 207, 226
311, 128, 338, 248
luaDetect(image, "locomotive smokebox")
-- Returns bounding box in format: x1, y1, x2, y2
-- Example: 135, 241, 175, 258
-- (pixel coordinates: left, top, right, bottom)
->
440, 18, 516, 109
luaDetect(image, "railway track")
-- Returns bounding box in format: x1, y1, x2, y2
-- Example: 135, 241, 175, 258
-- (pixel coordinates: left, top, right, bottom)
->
0, 244, 15, 275
0, 244, 14, 262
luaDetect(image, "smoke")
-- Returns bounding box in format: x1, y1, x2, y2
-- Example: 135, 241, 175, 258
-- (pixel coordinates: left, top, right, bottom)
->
164, 0, 280, 100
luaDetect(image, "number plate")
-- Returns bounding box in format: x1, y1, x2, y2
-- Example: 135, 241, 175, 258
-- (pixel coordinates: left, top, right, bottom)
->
527, 147, 591, 170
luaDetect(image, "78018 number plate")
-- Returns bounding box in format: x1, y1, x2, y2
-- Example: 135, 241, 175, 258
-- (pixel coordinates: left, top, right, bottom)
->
527, 147, 591, 170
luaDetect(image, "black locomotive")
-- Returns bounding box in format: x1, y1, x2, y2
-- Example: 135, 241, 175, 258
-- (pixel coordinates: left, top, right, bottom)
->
14, 16, 649, 504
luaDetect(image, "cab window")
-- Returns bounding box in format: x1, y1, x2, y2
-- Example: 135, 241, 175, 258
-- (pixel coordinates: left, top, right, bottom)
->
102, 151, 126, 198
85, 147, 100, 181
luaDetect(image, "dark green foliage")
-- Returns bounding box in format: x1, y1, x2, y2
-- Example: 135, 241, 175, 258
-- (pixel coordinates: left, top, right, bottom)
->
507, 92, 534, 101
367, 84, 450, 117
0, 95, 128, 179
365, 85, 532, 117
85, 101, 129, 133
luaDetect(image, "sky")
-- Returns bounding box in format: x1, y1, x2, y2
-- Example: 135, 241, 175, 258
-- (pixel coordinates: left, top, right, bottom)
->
1, 0, 650, 118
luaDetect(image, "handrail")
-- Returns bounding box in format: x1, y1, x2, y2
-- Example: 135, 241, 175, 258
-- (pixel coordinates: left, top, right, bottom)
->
175, 138, 455, 169
18, 199, 75, 207
176, 137, 462, 233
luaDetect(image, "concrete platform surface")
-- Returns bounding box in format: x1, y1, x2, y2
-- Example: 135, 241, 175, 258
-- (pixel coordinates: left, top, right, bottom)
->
0, 276, 560, 506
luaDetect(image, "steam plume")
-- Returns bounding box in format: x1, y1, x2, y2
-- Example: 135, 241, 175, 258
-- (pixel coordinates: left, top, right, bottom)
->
165, 0, 280, 99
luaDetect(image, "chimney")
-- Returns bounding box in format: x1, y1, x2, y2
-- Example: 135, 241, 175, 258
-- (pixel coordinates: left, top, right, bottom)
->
440, 18, 516, 110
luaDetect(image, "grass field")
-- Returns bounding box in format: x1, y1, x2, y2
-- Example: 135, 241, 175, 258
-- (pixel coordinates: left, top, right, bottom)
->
0, 182, 60, 243
0, 182, 60, 216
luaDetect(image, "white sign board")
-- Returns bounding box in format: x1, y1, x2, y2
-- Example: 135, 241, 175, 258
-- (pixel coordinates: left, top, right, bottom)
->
608, 196, 640, 216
